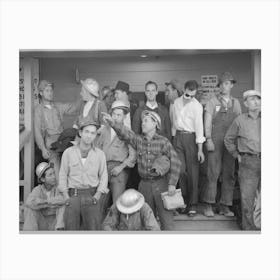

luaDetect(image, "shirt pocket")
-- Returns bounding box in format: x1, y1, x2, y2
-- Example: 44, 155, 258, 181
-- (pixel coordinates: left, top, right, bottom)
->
70, 161, 80, 176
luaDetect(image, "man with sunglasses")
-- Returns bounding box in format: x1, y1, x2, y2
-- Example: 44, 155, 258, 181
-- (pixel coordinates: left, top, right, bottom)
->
173, 80, 205, 216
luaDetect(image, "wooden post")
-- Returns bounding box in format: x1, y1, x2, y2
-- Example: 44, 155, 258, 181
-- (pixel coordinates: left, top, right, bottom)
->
251, 50, 261, 91
23, 57, 35, 203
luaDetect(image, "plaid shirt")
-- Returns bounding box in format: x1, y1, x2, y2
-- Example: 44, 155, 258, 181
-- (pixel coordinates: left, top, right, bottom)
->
112, 123, 181, 186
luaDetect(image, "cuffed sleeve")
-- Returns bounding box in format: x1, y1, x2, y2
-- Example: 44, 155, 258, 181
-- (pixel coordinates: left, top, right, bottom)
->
97, 152, 109, 193
58, 149, 69, 195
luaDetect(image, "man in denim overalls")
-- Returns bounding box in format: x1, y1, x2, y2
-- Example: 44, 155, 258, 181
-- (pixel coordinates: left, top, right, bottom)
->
203, 72, 242, 217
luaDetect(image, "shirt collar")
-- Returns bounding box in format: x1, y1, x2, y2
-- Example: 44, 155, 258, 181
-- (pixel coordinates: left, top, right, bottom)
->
146, 101, 158, 110
73, 139, 96, 151
248, 111, 261, 119
143, 132, 160, 141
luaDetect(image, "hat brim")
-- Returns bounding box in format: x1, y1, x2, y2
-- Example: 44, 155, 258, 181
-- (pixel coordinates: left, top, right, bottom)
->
116, 196, 145, 214
81, 80, 99, 97
112, 106, 130, 114
79, 122, 100, 130
38, 162, 53, 179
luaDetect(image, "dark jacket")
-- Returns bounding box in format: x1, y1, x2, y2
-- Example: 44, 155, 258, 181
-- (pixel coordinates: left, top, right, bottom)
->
132, 103, 172, 140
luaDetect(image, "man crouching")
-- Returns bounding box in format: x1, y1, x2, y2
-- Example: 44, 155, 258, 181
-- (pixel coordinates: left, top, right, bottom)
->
103, 189, 160, 231
23, 162, 65, 231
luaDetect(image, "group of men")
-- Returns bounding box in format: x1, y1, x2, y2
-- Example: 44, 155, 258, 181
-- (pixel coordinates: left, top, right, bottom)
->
23, 71, 261, 231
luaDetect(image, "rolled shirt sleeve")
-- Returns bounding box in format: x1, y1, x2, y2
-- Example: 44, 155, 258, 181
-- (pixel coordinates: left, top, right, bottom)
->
97, 152, 109, 193
194, 103, 205, 144
122, 144, 136, 168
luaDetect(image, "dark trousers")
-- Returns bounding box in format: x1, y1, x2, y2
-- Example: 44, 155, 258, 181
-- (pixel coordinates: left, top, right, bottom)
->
138, 177, 174, 230
64, 188, 102, 230
174, 132, 199, 205
239, 154, 261, 230
203, 138, 235, 206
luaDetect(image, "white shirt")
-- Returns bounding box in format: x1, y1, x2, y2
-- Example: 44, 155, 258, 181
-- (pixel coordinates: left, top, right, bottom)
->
146, 101, 158, 110
110, 127, 116, 142
83, 100, 94, 117
124, 113, 131, 129
169, 103, 176, 137
173, 96, 205, 144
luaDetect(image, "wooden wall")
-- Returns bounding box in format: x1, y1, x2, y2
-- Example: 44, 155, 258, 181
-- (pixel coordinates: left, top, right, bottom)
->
40, 52, 253, 128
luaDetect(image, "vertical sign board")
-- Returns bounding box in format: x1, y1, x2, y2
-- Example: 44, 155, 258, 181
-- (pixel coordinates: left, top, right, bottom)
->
199, 75, 220, 105
19, 59, 39, 131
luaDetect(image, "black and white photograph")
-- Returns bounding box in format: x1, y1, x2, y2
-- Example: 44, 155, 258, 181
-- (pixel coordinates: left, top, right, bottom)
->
1, 0, 280, 280
19, 49, 261, 232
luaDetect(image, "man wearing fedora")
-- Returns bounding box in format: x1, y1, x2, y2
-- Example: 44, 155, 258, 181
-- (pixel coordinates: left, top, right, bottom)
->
173, 80, 205, 216
102, 110, 181, 230
73, 78, 108, 131
203, 72, 242, 217
23, 162, 65, 231
95, 100, 136, 205
34, 80, 83, 180
114, 81, 132, 128
103, 189, 160, 231
224, 90, 261, 230
58, 119, 109, 230
132, 81, 172, 141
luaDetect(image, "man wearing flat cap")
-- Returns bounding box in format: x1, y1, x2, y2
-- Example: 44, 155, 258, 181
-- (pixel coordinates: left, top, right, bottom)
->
34, 80, 83, 180
95, 100, 136, 206
73, 78, 108, 131
224, 90, 261, 230
58, 119, 109, 230
203, 72, 242, 217
103, 109, 181, 230
132, 81, 172, 141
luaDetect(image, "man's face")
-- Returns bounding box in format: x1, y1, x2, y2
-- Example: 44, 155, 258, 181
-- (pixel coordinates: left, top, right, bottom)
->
115, 90, 127, 101
42, 168, 56, 189
80, 86, 94, 101
141, 116, 156, 134
80, 125, 97, 145
145, 83, 158, 102
112, 108, 125, 124
104, 92, 115, 107
183, 88, 196, 100
165, 85, 178, 103
41, 85, 54, 101
220, 80, 233, 94
244, 96, 261, 112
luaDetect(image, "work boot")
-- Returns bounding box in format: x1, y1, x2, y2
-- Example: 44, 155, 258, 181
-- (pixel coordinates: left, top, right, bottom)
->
188, 205, 197, 217
219, 204, 234, 217
203, 203, 214, 217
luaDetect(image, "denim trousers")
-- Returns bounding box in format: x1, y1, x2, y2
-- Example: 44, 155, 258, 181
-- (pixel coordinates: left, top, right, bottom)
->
238, 154, 261, 230
138, 177, 174, 230
203, 137, 236, 206
64, 188, 102, 230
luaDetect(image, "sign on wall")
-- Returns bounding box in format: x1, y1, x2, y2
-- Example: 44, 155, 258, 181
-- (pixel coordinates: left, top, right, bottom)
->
19, 59, 39, 130
198, 75, 220, 105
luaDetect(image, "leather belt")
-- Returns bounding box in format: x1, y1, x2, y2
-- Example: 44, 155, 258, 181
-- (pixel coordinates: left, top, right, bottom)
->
240, 152, 261, 158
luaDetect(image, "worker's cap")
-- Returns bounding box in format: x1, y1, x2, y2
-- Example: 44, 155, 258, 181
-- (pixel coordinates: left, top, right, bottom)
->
38, 80, 54, 92
111, 100, 130, 114
116, 189, 145, 214
217, 72, 236, 86
243, 90, 261, 100
78, 116, 100, 130
114, 81, 130, 93
184, 80, 199, 94
165, 79, 183, 94
36, 162, 54, 179
81, 78, 99, 97
141, 110, 161, 130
